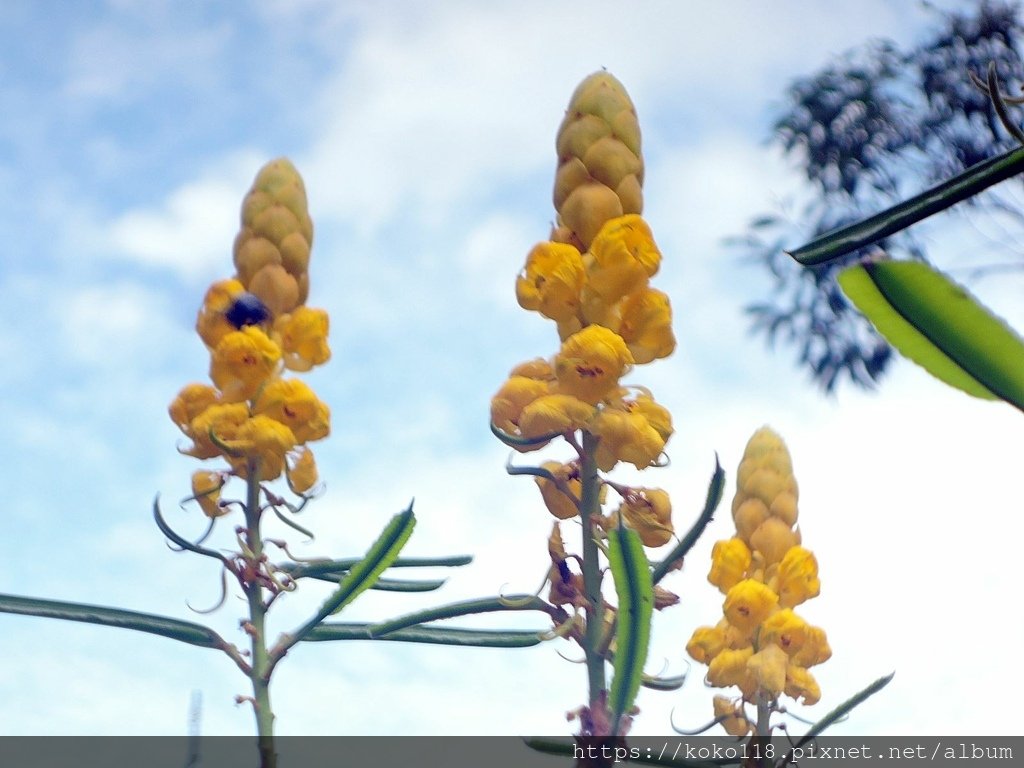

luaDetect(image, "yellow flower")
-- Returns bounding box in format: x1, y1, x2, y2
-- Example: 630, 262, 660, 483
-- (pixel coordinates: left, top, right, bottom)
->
510, 358, 556, 380
196, 278, 246, 349
628, 393, 673, 442
686, 625, 725, 664
535, 461, 583, 520
723, 579, 778, 633
286, 446, 319, 494
760, 608, 808, 657
747, 643, 788, 697
707, 646, 754, 691
776, 546, 820, 608
515, 241, 585, 323
708, 538, 752, 593
169, 383, 220, 434
191, 470, 227, 518
185, 402, 250, 459
519, 394, 595, 438
490, 376, 550, 434
274, 306, 330, 372
554, 325, 633, 404
616, 488, 673, 547
791, 625, 832, 668
590, 408, 666, 471
210, 326, 282, 402
713, 696, 751, 738
226, 415, 297, 481
785, 666, 821, 705
253, 378, 330, 444
585, 214, 661, 304
616, 287, 676, 364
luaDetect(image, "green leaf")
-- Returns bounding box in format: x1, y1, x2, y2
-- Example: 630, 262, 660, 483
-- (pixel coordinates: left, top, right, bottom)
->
839, 261, 1024, 411
792, 673, 894, 748
652, 456, 724, 585
279, 554, 472, 580
324, 505, 416, 615
303, 622, 543, 647
285, 505, 417, 652
606, 525, 653, 734
0, 593, 225, 649
369, 594, 550, 637
790, 145, 1024, 265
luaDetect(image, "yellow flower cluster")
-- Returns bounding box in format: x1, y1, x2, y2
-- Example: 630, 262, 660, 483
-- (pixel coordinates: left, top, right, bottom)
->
170, 159, 331, 516
687, 427, 830, 736
492, 72, 676, 549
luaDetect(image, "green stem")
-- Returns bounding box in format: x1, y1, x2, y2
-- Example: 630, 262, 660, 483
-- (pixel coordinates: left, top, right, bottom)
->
579, 431, 607, 731
243, 461, 276, 768
755, 693, 772, 768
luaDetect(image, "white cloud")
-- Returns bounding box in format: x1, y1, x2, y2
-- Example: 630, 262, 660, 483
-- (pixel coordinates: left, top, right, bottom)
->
106, 150, 266, 279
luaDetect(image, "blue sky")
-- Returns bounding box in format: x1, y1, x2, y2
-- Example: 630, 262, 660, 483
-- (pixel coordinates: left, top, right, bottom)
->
1, 0, 1021, 737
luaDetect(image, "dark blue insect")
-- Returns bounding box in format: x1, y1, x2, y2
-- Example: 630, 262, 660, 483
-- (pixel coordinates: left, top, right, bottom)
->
225, 292, 271, 329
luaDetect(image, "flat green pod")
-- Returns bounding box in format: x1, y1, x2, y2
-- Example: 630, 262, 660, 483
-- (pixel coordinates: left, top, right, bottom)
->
839, 260, 1024, 411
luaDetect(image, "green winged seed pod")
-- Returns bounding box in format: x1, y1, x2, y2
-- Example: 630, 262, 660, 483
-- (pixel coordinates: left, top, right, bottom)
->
553, 72, 644, 251
233, 158, 315, 315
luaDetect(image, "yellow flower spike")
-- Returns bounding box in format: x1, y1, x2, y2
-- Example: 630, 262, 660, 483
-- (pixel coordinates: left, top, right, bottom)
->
226, 415, 298, 482
490, 375, 551, 435
747, 643, 788, 698
519, 394, 595, 438
253, 378, 330, 444
776, 546, 821, 608
196, 278, 246, 349
169, 383, 220, 434
209, 326, 282, 403
791, 625, 832, 668
708, 538, 752, 593
273, 306, 331, 372
585, 214, 662, 306
191, 470, 227, 518
617, 488, 673, 547
707, 645, 754, 690
616, 286, 676, 364
723, 578, 778, 634
185, 402, 250, 459
749, 516, 800, 566
515, 241, 586, 323
760, 608, 808, 657
713, 695, 752, 738
686, 625, 726, 664
590, 408, 666, 472
554, 325, 633, 404
785, 666, 821, 706
286, 446, 319, 495
535, 461, 583, 520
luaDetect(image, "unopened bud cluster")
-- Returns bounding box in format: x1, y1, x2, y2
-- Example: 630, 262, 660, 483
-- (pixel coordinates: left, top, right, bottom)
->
169, 159, 331, 516
687, 427, 830, 736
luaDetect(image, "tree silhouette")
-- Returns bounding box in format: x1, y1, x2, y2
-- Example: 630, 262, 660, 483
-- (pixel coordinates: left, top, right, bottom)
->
736, 0, 1024, 391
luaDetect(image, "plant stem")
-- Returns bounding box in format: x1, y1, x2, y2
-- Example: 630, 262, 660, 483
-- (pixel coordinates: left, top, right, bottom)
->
579, 431, 607, 731
243, 461, 276, 768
